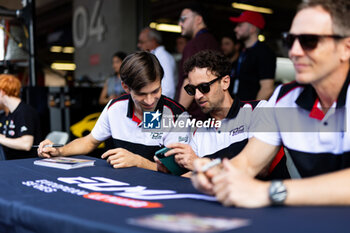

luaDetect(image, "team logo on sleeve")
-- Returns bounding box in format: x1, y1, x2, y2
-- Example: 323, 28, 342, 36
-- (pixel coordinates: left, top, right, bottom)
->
151, 132, 163, 139
143, 110, 161, 129
21, 126, 28, 132
178, 136, 189, 143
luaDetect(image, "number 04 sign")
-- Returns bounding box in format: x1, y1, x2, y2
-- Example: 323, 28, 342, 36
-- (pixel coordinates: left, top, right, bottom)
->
73, 0, 106, 48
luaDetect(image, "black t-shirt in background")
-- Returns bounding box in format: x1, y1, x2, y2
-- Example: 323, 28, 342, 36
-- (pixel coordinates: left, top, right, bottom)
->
0, 101, 41, 160
234, 41, 276, 101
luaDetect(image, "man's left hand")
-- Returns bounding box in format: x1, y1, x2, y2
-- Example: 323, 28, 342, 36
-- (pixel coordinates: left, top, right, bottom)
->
212, 158, 270, 208
101, 148, 143, 168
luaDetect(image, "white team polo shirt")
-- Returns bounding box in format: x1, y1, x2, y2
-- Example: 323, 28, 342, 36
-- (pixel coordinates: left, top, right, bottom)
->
92, 94, 190, 161
254, 71, 350, 177
191, 98, 264, 159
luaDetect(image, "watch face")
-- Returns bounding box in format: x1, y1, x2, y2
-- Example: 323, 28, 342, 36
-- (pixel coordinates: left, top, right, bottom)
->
269, 181, 287, 205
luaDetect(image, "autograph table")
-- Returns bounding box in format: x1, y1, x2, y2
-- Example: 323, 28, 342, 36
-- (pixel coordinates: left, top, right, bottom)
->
0, 156, 349, 233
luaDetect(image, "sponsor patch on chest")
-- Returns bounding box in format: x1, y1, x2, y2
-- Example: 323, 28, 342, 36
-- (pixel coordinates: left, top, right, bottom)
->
229, 125, 244, 136
150, 132, 163, 139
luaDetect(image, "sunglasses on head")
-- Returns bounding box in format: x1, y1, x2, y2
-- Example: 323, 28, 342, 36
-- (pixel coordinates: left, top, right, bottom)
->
184, 76, 222, 96
282, 32, 345, 51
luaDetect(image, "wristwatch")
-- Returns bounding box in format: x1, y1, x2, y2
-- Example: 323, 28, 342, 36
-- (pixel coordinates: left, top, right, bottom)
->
269, 180, 287, 205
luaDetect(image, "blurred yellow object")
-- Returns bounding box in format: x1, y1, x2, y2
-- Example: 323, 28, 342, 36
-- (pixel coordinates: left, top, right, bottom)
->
70, 112, 105, 148
149, 22, 181, 33
231, 2, 273, 14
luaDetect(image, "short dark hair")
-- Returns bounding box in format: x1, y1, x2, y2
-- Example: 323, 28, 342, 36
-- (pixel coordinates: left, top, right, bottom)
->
113, 51, 127, 61
221, 34, 238, 44
184, 50, 231, 78
120, 51, 164, 91
221, 34, 243, 48
298, 0, 350, 36
185, 3, 209, 27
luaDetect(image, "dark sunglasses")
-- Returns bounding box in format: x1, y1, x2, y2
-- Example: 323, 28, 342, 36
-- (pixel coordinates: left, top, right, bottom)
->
282, 32, 345, 51
184, 76, 222, 96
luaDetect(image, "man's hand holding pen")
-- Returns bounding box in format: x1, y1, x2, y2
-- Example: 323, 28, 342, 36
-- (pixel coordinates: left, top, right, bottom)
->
37, 139, 63, 158
191, 158, 222, 195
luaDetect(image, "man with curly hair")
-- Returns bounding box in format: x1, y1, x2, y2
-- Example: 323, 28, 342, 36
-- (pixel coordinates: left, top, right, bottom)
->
157, 50, 286, 179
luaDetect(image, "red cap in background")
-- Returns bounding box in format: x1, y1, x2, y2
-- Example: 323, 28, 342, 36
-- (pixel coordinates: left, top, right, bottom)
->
229, 11, 265, 29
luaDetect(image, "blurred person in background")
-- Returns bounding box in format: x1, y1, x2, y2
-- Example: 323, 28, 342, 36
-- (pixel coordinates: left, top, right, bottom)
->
0, 74, 41, 160
230, 11, 276, 101
138, 27, 177, 99
99, 51, 127, 105
220, 34, 242, 95
176, 3, 219, 120
173, 35, 189, 63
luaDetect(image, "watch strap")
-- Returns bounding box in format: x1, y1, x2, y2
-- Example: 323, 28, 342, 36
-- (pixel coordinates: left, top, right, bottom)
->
269, 180, 287, 205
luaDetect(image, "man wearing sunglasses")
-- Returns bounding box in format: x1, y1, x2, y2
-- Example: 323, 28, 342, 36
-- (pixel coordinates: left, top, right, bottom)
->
192, 0, 350, 207
176, 3, 219, 121
157, 50, 286, 179
229, 11, 276, 101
